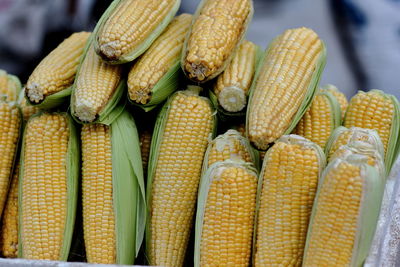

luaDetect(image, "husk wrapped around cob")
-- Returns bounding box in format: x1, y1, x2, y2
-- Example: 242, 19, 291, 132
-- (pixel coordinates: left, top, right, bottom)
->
0, 70, 22, 102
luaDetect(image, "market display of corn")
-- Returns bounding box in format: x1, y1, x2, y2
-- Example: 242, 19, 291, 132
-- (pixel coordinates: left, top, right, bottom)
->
0, 0, 399, 266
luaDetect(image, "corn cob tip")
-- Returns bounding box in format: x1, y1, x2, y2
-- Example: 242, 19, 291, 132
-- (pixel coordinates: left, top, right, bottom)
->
218, 86, 246, 112
97, 41, 120, 62
74, 99, 98, 123
25, 83, 43, 104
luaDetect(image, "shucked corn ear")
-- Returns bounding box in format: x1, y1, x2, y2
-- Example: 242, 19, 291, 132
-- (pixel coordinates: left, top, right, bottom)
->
194, 160, 257, 267
127, 14, 192, 110
325, 126, 385, 162
0, 70, 22, 102
93, 0, 180, 64
71, 40, 124, 124
344, 89, 400, 172
202, 129, 259, 173
181, 0, 253, 82
321, 84, 348, 119
81, 110, 145, 264
303, 152, 385, 266
25, 32, 90, 109
247, 27, 326, 150
210, 41, 261, 114
146, 86, 215, 267
254, 135, 325, 266
293, 90, 341, 149
0, 101, 21, 218
18, 112, 79, 261
0, 162, 20, 258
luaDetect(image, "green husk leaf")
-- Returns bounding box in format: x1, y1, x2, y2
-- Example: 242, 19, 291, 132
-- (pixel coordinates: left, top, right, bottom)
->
252, 134, 326, 264
129, 60, 182, 112
111, 110, 146, 263
302, 157, 384, 267
70, 35, 126, 125
145, 86, 217, 261
180, 0, 254, 83
7, 74, 22, 97
93, 0, 181, 64
18, 112, 79, 260
201, 129, 260, 175
26, 86, 72, 110
320, 90, 342, 129
194, 160, 258, 267
384, 91, 400, 173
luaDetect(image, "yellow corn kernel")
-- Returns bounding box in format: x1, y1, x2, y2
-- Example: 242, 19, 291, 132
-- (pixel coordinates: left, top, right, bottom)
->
322, 84, 348, 119
149, 90, 214, 267
213, 40, 258, 112
293, 93, 336, 149
255, 138, 321, 266
232, 123, 246, 136
140, 129, 152, 177
96, 0, 179, 61
73, 44, 122, 123
21, 113, 69, 260
344, 90, 394, 154
0, 71, 7, 97
207, 130, 253, 167
248, 27, 324, 150
303, 162, 362, 266
0, 71, 19, 102
18, 90, 40, 122
128, 14, 192, 104
81, 124, 115, 264
0, 102, 21, 217
25, 32, 90, 103
199, 165, 257, 266
183, 0, 252, 82
0, 162, 20, 258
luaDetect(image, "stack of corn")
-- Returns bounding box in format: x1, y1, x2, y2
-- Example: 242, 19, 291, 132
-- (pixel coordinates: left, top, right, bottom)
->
0, 0, 399, 265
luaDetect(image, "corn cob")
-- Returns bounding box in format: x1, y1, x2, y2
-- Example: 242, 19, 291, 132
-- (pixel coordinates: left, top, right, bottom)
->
247, 27, 326, 150
25, 32, 90, 108
254, 135, 325, 266
19, 112, 79, 260
94, 0, 180, 63
211, 41, 260, 113
0, 70, 22, 102
0, 102, 21, 218
182, 0, 253, 83
71, 41, 123, 123
194, 160, 257, 267
127, 14, 192, 110
147, 86, 215, 267
325, 126, 384, 162
139, 129, 152, 178
344, 90, 400, 172
203, 129, 258, 173
303, 154, 385, 266
293, 91, 341, 149
321, 84, 348, 119
81, 111, 145, 264
0, 162, 20, 258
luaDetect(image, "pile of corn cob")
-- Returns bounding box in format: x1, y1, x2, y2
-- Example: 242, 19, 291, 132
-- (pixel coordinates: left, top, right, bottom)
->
0, 0, 399, 266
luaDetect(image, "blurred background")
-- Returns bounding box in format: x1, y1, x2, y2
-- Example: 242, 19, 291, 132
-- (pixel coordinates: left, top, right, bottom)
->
0, 0, 399, 97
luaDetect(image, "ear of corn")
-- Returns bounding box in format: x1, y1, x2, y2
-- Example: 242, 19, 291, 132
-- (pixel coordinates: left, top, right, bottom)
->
247, 27, 326, 150
71, 38, 124, 124
93, 0, 180, 64
182, 0, 253, 83
194, 160, 258, 267
344, 89, 400, 173
18, 112, 79, 261
0, 71, 22, 102
127, 14, 192, 111
303, 154, 385, 266
293, 90, 341, 149
81, 110, 146, 264
139, 129, 152, 178
321, 84, 348, 120
146, 86, 216, 267
325, 126, 385, 163
202, 129, 259, 173
254, 134, 325, 266
0, 101, 22, 218
209, 41, 262, 115
25, 32, 90, 109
